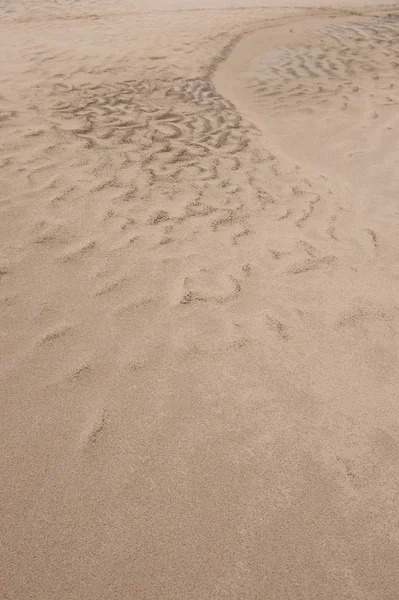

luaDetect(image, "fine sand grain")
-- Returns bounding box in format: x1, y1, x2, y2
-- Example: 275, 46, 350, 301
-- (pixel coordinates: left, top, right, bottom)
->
1, 1, 399, 599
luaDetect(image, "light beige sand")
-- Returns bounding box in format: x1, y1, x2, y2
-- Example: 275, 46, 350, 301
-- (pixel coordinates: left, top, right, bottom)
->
1, 1, 399, 598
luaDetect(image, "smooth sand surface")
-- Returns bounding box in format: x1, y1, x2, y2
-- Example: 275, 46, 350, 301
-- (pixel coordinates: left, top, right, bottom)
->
1, 1, 399, 598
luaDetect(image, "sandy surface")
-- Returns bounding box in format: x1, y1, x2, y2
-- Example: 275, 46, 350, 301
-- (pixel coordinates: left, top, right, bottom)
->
1, 1, 399, 598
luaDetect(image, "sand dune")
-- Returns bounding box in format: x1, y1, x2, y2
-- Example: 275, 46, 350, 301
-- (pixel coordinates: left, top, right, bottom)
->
1, 1, 399, 599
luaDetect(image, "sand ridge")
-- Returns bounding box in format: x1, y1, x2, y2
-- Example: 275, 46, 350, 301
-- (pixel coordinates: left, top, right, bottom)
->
1, 2, 399, 599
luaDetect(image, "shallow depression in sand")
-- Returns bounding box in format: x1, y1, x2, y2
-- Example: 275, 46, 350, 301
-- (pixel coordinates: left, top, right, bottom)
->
214, 14, 399, 206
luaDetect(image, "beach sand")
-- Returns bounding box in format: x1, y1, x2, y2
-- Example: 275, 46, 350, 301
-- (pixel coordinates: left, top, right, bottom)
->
1, 1, 399, 598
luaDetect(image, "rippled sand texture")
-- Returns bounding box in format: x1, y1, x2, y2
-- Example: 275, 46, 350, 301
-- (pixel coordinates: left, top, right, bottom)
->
1, 2, 399, 600
236, 15, 399, 201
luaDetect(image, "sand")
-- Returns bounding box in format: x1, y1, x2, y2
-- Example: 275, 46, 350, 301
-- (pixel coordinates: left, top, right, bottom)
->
1, 1, 399, 598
